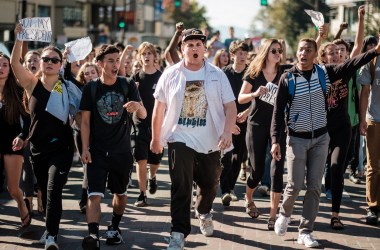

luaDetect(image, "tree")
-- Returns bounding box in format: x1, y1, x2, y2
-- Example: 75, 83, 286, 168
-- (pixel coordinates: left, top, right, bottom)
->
169, 1, 211, 30
253, 0, 330, 52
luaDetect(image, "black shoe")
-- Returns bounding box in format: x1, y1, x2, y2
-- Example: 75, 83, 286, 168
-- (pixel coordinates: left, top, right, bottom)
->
134, 191, 147, 207
82, 234, 100, 250
365, 208, 379, 225
105, 226, 123, 245
221, 193, 232, 206
148, 176, 158, 194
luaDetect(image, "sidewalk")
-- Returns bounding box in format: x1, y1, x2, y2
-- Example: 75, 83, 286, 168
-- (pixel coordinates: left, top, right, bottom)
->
0, 156, 379, 249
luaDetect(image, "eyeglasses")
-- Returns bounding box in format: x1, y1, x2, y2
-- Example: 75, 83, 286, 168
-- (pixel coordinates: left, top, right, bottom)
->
41, 57, 62, 64
270, 49, 283, 55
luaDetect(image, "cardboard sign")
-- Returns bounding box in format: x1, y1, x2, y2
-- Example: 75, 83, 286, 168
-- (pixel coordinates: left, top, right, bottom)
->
17, 17, 52, 43
64, 37, 93, 63
259, 82, 278, 106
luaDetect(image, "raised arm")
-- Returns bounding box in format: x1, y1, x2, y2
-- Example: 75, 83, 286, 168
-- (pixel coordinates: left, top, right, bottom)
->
350, 6, 365, 58
334, 22, 348, 40
164, 22, 184, 65
118, 45, 134, 76
10, 23, 37, 95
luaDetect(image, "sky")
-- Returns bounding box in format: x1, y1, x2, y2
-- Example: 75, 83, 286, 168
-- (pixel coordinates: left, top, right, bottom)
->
196, 0, 262, 40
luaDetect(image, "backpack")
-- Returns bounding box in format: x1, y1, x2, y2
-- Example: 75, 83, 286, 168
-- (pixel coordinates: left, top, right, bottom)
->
90, 76, 136, 137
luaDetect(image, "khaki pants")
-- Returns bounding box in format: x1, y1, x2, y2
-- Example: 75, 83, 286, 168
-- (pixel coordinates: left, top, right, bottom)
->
366, 120, 380, 209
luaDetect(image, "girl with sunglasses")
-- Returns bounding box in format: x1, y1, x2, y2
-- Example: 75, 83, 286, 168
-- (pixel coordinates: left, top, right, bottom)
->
238, 39, 290, 230
11, 23, 81, 250
0, 52, 32, 229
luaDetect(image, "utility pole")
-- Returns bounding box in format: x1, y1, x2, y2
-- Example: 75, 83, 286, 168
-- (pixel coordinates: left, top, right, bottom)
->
21, 0, 27, 18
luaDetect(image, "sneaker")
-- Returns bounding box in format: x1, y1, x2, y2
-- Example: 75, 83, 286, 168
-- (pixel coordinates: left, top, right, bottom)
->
199, 214, 214, 237
349, 174, 361, 184
148, 176, 158, 194
257, 185, 270, 197
45, 235, 58, 250
39, 230, 48, 245
221, 193, 232, 206
82, 234, 100, 250
167, 232, 185, 250
325, 189, 332, 200
230, 190, 238, 201
134, 191, 147, 207
105, 226, 123, 245
297, 233, 319, 248
274, 214, 290, 236
365, 208, 379, 225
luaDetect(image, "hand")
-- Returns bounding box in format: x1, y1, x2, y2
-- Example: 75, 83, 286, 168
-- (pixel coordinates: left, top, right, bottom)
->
150, 140, 163, 154
236, 111, 248, 123
81, 150, 92, 164
218, 131, 232, 150
14, 22, 22, 36
123, 101, 142, 113
318, 24, 328, 38
270, 143, 281, 161
176, 22, 184, 32
253, 86, 268, 97
232, 125, 240, 135
12, 137, 24, 151
359, 121, 367, 136
358, 5, 365, 19
339, 22, 348, 30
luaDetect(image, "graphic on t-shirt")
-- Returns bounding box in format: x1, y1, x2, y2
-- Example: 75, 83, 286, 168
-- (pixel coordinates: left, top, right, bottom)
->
178, 80, 207, 127
96, 91, 125, 124
327, 79, 345, 110
259, 82, 278, 106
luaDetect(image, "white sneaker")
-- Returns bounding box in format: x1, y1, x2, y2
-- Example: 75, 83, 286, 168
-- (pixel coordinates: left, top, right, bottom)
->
199, 214, 214, 237
39, 230, 48, 245
167, 232, 185, 250
230, 190, 238, 201
297, 233, 319, 248
45, 235, 58, 250
274, 214, 290, 236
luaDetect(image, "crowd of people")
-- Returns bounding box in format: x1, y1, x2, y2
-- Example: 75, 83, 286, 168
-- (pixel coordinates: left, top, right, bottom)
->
0, 5, 379, 249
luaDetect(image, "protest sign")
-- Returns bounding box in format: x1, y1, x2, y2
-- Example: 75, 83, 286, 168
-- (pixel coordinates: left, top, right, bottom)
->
17, 17, 52, 43
304, 9, 324, 27
259, 82, 278, 106
64, 37, 93, 63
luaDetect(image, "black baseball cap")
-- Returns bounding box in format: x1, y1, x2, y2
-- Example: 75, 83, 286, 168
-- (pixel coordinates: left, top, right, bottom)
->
182, 28, 207, 43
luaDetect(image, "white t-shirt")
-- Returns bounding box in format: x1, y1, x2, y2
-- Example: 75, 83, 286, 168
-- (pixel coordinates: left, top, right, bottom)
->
169, 65, 220, 153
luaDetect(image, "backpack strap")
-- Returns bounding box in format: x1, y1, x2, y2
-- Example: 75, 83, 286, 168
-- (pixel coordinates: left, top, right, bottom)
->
316, 65, 327, 95
370, 56, 378, 85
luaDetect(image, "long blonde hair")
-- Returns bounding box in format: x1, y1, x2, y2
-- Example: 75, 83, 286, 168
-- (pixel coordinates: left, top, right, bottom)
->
245, 39, 281, 79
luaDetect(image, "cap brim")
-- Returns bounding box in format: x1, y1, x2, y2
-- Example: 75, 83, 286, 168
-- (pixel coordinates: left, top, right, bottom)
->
182, 35, 206, 43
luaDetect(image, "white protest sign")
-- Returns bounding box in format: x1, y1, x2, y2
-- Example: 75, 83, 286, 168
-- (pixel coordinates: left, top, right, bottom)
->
259, 82, 278, 106
18, 17, 52, 43
64, 37, 93, 63
304, 9, 324, 27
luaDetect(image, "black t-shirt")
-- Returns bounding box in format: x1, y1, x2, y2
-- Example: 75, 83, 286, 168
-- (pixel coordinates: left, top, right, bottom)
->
223, 64, 250, 114
244, 65, 292, 126
28, 80, 73, 156
80, 77, 141, 153
132, 70, 162, 127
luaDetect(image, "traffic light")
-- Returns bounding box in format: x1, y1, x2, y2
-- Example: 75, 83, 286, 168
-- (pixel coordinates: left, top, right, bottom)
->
261, 0, 268, 6
118, 21, 125, 29
174, 0, 181, 8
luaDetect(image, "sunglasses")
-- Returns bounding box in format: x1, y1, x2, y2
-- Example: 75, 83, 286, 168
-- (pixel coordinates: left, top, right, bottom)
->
270, 49, 283, 55
41, 57, 62, 64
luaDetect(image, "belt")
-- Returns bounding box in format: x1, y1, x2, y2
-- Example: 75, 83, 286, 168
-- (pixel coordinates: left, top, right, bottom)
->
288, 127, 327, 139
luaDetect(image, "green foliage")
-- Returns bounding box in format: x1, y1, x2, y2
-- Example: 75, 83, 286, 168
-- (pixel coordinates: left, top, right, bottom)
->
254, 0, 330, 52
170, 1, 210, 30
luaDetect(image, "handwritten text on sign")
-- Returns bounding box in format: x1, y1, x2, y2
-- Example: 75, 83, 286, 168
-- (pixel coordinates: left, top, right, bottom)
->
17, 17, 52, 43
259, 82, 278, 106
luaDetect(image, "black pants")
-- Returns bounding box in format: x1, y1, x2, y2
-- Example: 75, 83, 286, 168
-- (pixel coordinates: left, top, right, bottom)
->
31, 145, 73, 236
345, 125, 360, 175
220, 124, 247, 194
246, 124, 286, 192
168, 142, 222, 238
325, 122, 351, 213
